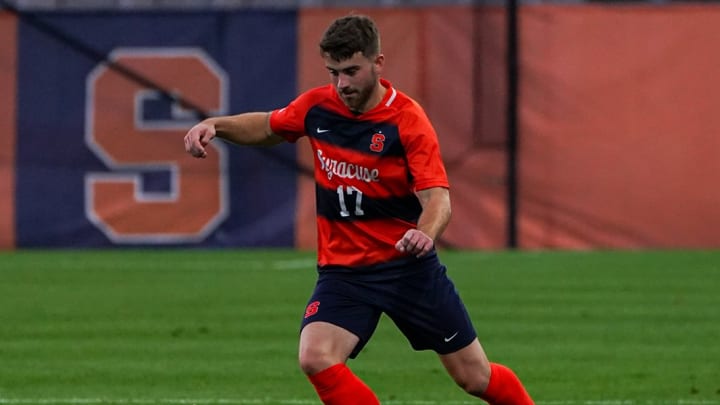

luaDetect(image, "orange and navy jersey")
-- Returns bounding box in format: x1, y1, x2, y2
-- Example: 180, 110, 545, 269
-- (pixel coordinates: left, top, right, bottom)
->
270, 79, 449, 270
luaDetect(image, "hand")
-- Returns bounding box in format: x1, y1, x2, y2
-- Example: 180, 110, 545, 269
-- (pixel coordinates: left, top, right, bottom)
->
395, 229, 434, 258
184, 122, 216, 158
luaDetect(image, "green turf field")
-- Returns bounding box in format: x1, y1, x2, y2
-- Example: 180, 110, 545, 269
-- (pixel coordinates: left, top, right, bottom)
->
0, 249, 718, 404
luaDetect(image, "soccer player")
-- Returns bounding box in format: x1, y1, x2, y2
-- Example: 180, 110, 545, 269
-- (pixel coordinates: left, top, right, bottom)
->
184, 14, 534, 405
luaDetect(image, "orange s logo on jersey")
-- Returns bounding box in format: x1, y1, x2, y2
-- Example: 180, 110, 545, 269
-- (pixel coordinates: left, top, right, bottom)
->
370, 133, 385, 153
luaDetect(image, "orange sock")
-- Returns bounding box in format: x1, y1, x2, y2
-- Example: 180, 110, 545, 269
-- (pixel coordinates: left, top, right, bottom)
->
481, 363, 534, 405
308, 363, 380, 405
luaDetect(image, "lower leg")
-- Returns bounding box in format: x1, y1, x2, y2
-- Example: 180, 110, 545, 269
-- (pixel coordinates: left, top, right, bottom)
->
307, 363, 380, 405
299, 322, 380, 405
479, 362, 534, 405
439, 340, 533, 405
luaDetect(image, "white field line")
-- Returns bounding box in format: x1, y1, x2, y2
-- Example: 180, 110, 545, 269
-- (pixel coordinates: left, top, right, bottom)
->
232, 258, 315, 271
271, 258, 316, 270
0, 399, 718, 405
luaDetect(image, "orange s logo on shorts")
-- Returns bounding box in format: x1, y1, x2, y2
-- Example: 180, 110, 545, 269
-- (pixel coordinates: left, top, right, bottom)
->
304, 301, 320, 318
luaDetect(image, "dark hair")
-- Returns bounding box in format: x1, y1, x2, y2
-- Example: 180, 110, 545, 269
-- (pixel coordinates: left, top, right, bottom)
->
319, 14, 380, 61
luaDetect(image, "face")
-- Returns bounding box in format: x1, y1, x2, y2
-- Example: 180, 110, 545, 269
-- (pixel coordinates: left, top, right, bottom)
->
324, 51, 383, 113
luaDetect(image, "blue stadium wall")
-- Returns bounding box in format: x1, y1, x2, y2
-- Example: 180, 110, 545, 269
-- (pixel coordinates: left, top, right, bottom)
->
3, 6, 719, 251
6, 10, 298, 248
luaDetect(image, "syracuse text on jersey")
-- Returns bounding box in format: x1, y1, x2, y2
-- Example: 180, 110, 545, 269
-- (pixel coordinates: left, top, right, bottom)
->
316, 149, 380, 182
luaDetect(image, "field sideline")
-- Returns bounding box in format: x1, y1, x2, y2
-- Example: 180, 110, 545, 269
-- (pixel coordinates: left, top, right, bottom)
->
1, 249, 718, 404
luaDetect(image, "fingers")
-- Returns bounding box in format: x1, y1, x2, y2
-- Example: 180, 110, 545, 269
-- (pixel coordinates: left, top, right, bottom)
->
184, 123, 215, 158
395, 229, 434, 258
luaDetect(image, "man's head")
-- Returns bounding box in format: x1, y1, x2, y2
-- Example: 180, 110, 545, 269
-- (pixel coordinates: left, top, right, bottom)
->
319, 14, 380, 61
319, 15, 385, 113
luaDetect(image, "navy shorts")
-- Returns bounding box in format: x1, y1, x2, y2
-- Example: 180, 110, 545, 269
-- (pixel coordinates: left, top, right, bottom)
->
300, 253, 477, 358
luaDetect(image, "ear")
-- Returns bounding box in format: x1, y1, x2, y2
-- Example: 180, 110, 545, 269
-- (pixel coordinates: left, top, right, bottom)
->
373, 53, 385, 73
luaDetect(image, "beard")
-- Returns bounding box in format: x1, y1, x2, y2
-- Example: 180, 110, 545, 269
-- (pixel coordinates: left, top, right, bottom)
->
339, 72, 378, 114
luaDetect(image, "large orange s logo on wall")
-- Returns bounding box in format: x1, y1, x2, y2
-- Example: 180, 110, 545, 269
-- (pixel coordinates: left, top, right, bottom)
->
85, 48, 229, 243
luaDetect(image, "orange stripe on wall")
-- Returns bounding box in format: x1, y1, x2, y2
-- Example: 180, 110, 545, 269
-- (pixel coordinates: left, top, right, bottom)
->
519, 5, 720, 248
297, 5, 720, 250
0, 12, 17, 250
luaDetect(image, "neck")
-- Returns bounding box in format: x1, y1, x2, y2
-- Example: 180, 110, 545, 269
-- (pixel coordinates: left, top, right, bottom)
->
355, 81, 387, 114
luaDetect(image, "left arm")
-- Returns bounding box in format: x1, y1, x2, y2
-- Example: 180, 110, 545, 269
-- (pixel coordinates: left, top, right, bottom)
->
395, 186, 451, 258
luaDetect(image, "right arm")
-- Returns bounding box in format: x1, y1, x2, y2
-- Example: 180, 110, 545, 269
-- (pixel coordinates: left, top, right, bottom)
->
184, 111, 285, 158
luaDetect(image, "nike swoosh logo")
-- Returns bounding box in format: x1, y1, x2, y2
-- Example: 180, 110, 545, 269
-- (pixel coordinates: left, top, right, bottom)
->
316, 128, 330, 133
444, 332, 459, 342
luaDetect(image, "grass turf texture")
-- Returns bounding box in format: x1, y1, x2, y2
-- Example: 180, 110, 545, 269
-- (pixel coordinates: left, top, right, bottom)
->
0, 249, 718, 404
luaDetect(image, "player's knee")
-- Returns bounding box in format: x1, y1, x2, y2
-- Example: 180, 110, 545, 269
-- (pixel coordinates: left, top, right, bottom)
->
453, 371, 491, 397
298, 346, 336, 375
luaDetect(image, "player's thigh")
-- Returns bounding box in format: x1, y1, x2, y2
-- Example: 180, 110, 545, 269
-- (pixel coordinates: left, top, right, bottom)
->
300, 276, 383, 359
386, 264, 477, 354
299, 321, 360, 374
